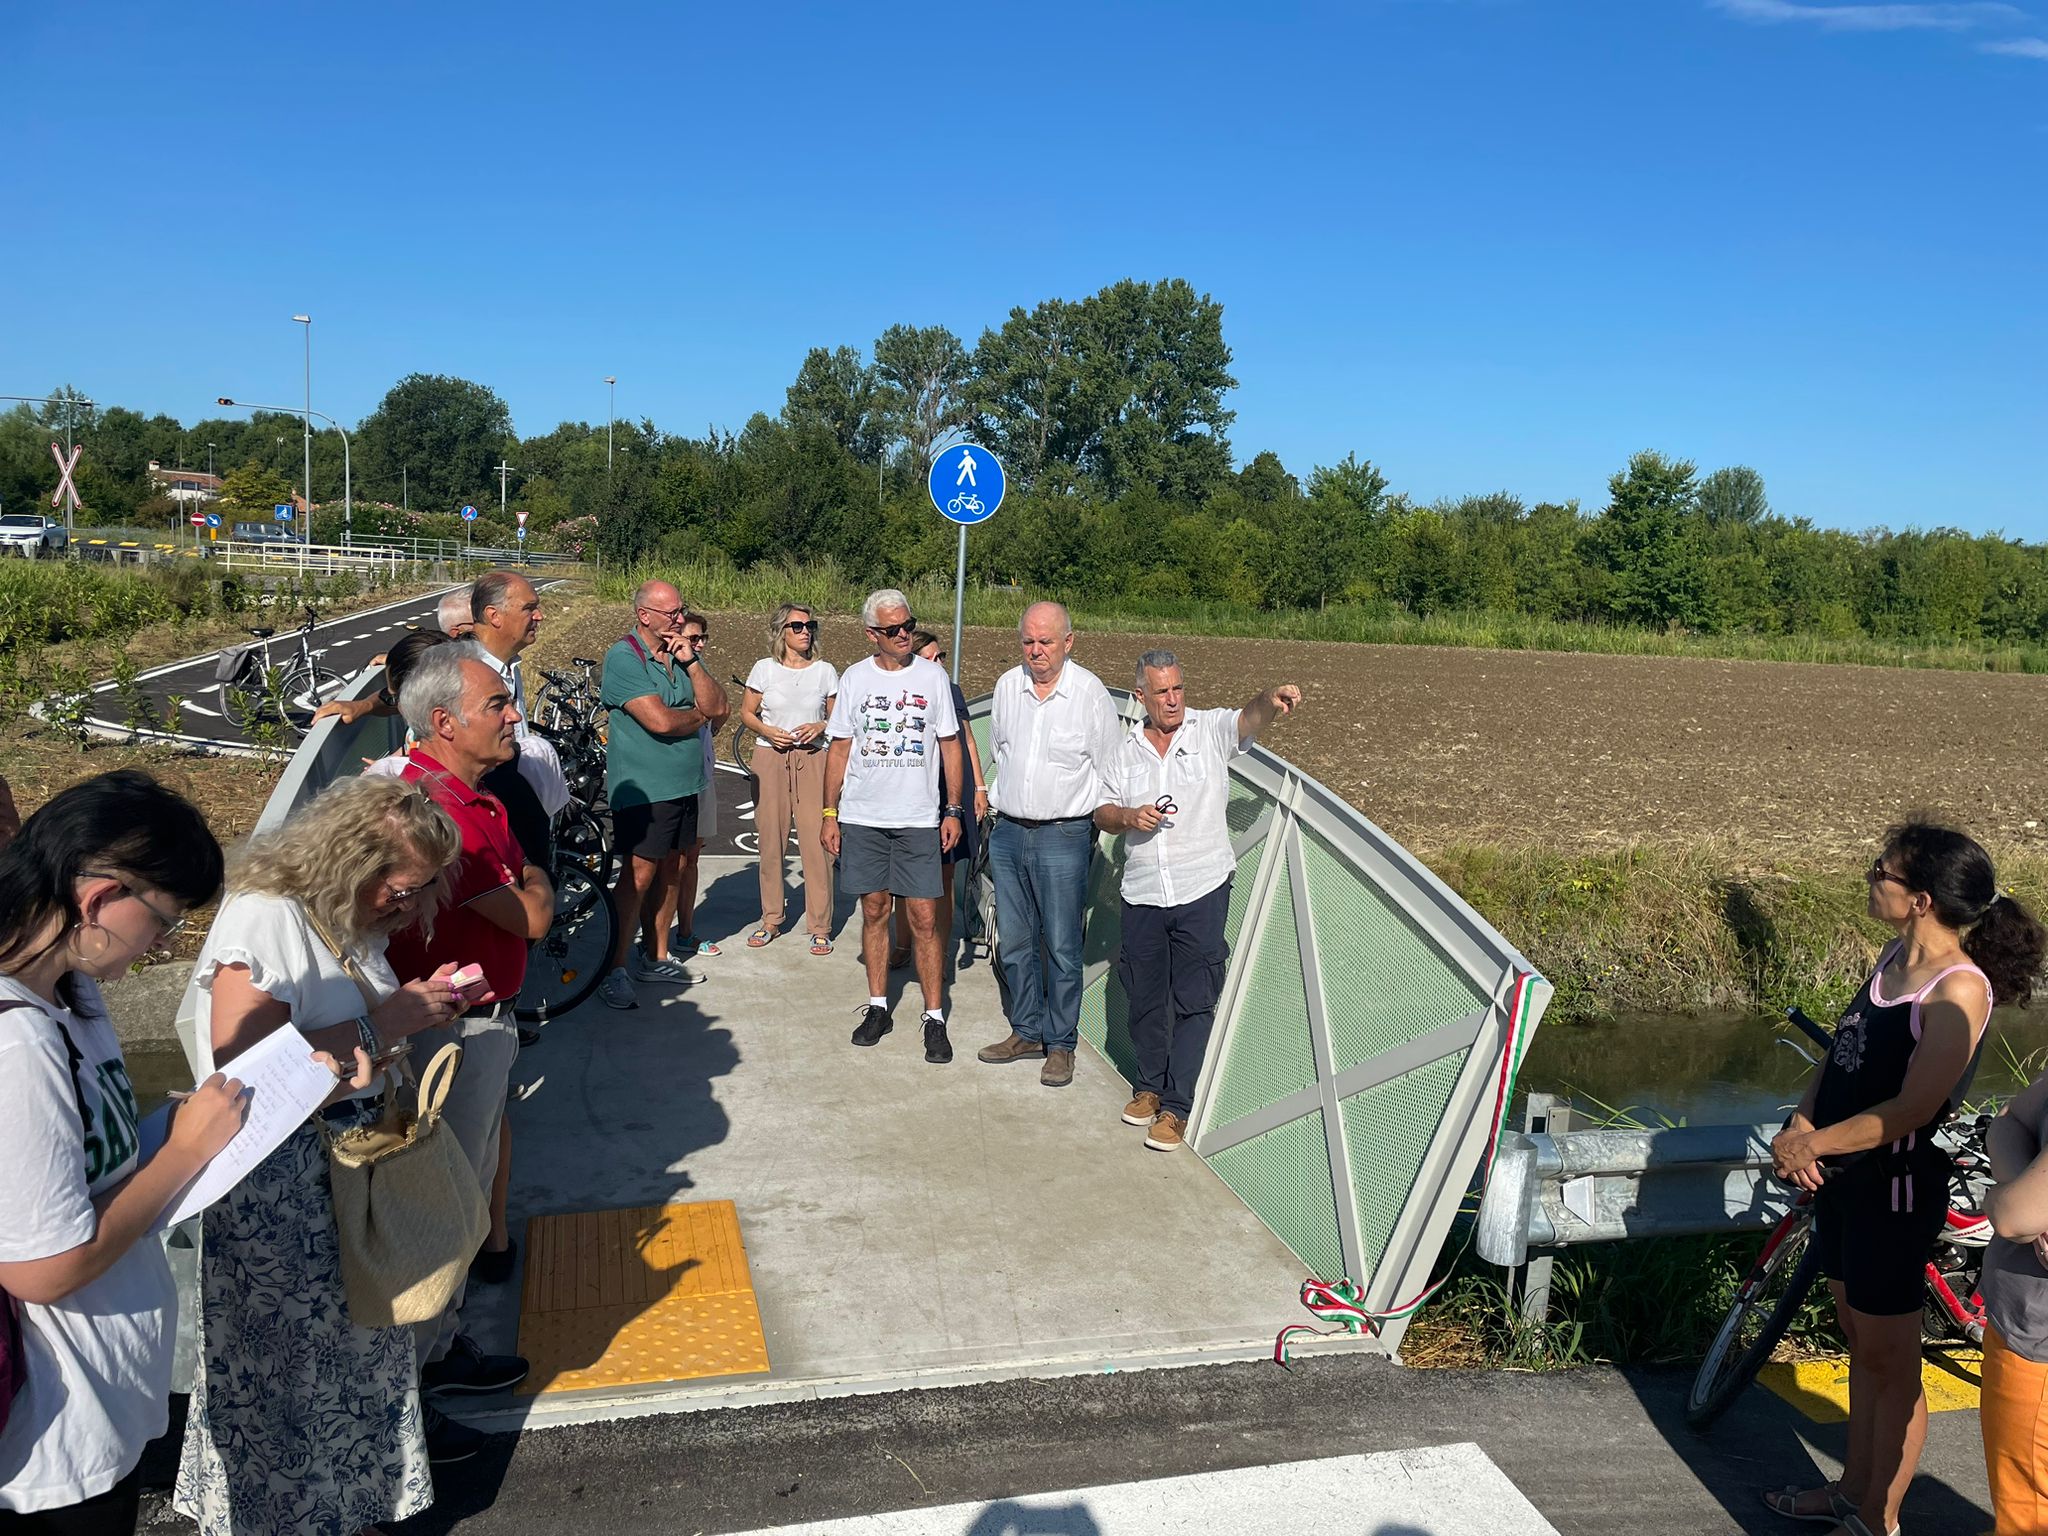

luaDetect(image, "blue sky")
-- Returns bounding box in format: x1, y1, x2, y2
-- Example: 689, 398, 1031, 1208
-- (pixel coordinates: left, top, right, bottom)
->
4, 0, 2043, 535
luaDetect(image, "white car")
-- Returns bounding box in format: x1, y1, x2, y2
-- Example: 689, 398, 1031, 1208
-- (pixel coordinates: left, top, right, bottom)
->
0, 513, 67, 555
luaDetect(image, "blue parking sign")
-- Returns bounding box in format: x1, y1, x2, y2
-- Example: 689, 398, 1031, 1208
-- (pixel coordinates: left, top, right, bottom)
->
927, 445, 1004, 525
273, 503, 294, 521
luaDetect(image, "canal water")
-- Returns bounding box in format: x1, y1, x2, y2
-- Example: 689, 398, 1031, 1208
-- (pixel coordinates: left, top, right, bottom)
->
1520, 1005, 2048, 1127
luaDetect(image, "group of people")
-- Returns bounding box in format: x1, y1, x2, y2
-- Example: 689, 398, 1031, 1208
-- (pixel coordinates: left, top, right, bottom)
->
14, 576, 2048, 1535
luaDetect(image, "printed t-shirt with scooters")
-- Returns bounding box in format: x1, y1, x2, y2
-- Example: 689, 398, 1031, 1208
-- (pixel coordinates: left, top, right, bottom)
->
826, 654, 959, 828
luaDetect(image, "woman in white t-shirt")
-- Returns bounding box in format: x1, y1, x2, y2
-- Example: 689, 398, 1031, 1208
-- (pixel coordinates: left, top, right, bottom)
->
740, 602, 840, 954
0, 771, 246, 1532
174, 775, 470, 1536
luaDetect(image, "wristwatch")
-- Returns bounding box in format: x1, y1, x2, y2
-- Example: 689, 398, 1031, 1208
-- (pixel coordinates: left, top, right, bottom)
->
943, 806, 966, 820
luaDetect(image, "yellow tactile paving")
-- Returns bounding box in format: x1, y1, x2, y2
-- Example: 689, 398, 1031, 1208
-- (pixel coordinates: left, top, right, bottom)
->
515, 1200, 770, 1395
1759, 1348, 1983, 1424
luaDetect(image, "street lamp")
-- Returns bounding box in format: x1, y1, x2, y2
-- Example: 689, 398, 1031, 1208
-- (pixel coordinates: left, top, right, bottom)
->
604, 376, 616, 472
0, 393, 96, 532
292, 315, 312, 533
206, 441, 215, 479
217, 398, 350, 547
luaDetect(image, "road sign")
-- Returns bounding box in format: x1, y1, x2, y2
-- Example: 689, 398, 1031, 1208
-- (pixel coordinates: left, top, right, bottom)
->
516, 508, 528, 525
273, 503, 294, 522
49, 443, 82, 514
189, 513, 206, 527
461, 505, 478, 522
928, 445, 1004, 526
205, 512, 221, 529
516, 525, 527, 541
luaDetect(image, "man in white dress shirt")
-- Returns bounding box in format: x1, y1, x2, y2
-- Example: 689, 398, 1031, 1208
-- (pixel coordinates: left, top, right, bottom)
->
975, 602, 1123, 1089
1096, 650, 1301, 1150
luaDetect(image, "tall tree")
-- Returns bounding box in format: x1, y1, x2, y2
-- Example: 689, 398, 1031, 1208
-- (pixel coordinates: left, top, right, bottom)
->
355, 373, 513, 511
1593, 450, 1709, 627
873, 325, 970, 468
783, 346, 884, 462
965, 298, 1088, 484
1075, 278, 1236, 500
1697, 465, 1770, 526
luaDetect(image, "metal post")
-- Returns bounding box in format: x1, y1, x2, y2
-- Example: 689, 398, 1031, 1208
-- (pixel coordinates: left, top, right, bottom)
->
294, 315, 312, 531
950, 522, 967, 685
1511, 1094, 1573, 1323
605, 377, 615, 472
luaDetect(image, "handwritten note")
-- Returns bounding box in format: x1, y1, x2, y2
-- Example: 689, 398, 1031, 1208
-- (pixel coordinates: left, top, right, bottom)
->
142, 1025, 340, 1232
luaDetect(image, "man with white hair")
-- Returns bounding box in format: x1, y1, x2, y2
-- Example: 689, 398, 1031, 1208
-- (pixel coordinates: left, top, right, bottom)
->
822, 588, 964, 1062
974, 601, 1121, 1089
310, 582, 475, 728
1095, 651, 1301, 1151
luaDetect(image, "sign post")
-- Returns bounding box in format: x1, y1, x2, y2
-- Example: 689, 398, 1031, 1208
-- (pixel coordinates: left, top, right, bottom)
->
927, 444, 1005, 684
461, 504, 478, 562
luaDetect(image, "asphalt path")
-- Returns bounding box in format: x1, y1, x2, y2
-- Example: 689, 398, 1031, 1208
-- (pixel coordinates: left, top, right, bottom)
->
85, 587, 459, 751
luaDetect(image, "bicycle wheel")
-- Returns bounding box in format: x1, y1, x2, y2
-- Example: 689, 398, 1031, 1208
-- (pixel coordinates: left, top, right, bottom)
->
514, 870, 617, 1023
1687, 1212, 1822, 1429
218, 675, 256, 730
281, 666, 347, 738
553, 807, 613, 914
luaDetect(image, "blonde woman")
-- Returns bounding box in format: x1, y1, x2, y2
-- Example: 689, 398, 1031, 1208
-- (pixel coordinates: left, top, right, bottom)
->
175, 775, 476, 1536
740, 602, 839, 953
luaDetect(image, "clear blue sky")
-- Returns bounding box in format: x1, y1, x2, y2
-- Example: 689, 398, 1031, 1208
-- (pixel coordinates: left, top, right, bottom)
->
5, 0, 2043, 535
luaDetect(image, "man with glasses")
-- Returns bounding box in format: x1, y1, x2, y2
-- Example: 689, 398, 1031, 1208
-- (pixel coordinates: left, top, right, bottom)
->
975, 601, 1122, 1089
472, 572, 568, 871
596, 580, 728, 1010
1094, 652, 1302, 1151
822, 589, 964, 1062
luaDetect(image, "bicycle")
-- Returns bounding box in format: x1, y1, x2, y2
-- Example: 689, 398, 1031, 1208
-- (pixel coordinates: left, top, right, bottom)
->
513, 844, 619, 1023
217, 606, 347, 739
1685, 1005, 1994, 1429
947, 493, 984, 518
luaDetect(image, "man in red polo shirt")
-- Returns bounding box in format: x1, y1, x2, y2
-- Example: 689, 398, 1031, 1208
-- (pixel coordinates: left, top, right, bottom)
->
385, 642, 555, 1451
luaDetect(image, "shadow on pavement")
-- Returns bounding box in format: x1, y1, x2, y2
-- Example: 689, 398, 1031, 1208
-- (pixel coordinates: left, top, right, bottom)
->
964, 1501, 1105, 1536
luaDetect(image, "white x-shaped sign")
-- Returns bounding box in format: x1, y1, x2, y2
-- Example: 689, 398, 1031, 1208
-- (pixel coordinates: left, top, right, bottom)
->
49, 442, 82, 514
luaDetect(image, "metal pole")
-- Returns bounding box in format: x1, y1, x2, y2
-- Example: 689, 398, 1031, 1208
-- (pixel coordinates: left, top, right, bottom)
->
339, 425, 351, 550
295, 316, 312, 531
402, 465, 408, 514
605, 377, 615, 472
950, 522, 967, 685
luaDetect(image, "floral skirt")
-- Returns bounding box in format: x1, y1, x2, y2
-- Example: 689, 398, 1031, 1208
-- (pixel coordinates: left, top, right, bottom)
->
173, 1109, 433, 1535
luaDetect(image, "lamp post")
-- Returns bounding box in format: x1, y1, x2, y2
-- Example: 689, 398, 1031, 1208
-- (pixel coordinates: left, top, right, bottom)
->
0, 394, 96, 532
604, 376, 616, 473
217, 398, 349, 547
206, 441, 215, 478
291, 315, 312, 532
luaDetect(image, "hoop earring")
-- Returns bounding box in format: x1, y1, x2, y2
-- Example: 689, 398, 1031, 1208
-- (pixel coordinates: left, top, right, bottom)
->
70, 921, 114, 966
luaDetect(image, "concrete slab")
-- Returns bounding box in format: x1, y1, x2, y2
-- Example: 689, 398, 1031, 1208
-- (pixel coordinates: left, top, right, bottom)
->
462, 856, 1330, 1424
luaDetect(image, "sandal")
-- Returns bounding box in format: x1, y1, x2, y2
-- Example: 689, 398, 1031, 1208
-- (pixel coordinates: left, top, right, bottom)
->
1760, 1483, 1853, 1526
810, 935, 832, 956
677, 933, 721, 958
746, 928, 777, 949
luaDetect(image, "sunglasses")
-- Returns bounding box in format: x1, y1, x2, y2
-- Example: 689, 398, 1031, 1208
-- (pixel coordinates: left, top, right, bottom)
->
784, 619, 819, 633
869, 618, 917, 638
681, 631, 708, 642
384, 872, 442, 905
1867, 861, 1910, 889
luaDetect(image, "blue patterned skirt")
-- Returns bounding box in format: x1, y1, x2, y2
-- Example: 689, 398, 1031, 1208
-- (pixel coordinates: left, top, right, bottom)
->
173, 1105, 433, 1535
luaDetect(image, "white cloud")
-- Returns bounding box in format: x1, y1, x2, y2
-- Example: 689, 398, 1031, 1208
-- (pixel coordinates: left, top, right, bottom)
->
1980, 33, 2048, 50
1712, 0, 2024, 30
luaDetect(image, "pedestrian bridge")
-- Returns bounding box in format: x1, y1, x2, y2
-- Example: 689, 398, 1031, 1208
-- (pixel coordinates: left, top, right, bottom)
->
169, 673, 1548, 1421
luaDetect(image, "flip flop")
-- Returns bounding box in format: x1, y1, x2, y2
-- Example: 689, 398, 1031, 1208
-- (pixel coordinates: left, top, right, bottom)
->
747, 928, 777, 949
810, 935, 833, 956
1760, 1484, 1853, 1526
678, 933, 722, 957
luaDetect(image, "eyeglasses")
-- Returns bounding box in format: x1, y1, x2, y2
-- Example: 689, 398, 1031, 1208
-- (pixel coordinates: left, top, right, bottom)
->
638, 602, 684, 620
869, 618, 917, 638
1867, 861, 1910, 889
383, 872, 441, 906
84, 873, 187, 939
681, 631, 708, 644
784, 619, 819, 633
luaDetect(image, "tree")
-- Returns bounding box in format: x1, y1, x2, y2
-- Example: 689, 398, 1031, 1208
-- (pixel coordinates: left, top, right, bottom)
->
965, 298, 1088, 485
873, 325, 971, 468
783, 346, 884, 462
1698, 465, 1769, 526
1074, 278, 1236, 500
1592, 450, 1710, 627
355, 374, 513, 512
213, 461, 299, 522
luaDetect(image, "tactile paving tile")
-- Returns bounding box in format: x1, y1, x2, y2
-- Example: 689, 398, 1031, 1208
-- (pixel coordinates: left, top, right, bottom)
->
515, 1200, 770, 1394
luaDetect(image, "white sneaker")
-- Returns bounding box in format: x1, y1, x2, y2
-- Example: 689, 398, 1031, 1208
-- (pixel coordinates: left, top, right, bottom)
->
629, 951, 705, 985
597, 967, 638, 1010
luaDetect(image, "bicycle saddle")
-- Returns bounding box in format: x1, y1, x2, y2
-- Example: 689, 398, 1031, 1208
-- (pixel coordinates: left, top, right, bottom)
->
247, 626, 275, 639
571, 657, 596, 668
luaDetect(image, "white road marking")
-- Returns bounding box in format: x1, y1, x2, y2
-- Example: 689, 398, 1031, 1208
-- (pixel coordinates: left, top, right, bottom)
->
733, 1445, 1558, 1535
353, 632, 373, 640
181, 702, 222, 718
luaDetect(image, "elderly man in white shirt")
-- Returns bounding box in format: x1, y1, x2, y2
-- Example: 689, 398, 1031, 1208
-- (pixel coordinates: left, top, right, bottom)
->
975, 601, 1123, 1089
1095, 650, 1301, 1151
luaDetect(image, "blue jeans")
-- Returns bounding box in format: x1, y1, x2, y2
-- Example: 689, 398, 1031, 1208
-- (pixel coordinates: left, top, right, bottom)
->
989, 815, 1094, 1051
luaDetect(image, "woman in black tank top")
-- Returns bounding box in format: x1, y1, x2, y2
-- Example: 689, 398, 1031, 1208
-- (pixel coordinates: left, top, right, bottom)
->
1763, 823, 2045, 1536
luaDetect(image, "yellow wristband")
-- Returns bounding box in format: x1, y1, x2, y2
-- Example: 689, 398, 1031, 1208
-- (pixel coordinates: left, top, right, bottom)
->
821, 808, 838, 818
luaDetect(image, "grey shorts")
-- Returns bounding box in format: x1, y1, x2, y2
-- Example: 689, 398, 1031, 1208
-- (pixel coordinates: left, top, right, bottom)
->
838, 822, 942, 899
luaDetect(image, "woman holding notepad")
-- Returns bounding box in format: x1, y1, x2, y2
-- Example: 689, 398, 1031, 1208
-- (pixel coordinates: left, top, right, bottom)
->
0, 771, 243, 1533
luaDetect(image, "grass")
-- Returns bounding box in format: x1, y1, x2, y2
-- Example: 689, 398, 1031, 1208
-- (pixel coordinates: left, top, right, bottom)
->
601, 556, 2048, 674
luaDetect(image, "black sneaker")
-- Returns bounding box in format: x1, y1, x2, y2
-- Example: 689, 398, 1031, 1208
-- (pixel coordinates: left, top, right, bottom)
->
420, 1333, 529, 1396
922, 1015, 953, 1064
422, 1403, 486, 1464
850, 1004, 892, 1047
469, 1237, 517, 1285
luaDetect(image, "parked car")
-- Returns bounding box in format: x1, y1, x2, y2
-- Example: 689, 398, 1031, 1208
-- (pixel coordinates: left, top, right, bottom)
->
0, 512, 68, 556
230, 521, 303, 544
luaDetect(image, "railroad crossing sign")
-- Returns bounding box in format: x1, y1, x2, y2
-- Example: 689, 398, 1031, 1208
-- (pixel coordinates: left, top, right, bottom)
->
461, 504, 478, 522
205, 512, 222, 529
49, 443, 82, 514
928, 444, 1004, 526
273, 503, 294, 522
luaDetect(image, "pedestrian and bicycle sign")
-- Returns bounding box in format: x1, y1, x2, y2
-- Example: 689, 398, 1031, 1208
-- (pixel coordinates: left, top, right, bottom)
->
461, 505, 478, 522
928, 444, 1004, 526
273, 503, 294, 522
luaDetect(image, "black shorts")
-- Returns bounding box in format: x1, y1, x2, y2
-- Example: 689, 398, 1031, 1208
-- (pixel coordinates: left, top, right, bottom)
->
1812, 1153, 1949, 1316
614, 794, 700, 861
837, 822, 942, 898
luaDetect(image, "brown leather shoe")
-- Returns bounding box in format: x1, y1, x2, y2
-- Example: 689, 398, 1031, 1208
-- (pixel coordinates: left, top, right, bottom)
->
1145, 1111, 1186, 1151
1041, 1047, 1075, 1087
976, 1032, 1047, 1064
1122, 1090, 1161, 1126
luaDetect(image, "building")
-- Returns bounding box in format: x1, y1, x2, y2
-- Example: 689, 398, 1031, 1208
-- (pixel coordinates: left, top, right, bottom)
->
147, 462, 224, 506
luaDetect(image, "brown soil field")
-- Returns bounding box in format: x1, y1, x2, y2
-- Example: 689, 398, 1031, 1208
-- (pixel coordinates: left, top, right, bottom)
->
535, 597, 2048, 867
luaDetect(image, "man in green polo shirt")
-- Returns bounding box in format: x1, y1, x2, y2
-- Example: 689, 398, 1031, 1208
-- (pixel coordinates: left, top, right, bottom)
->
596, 578, 728, 1009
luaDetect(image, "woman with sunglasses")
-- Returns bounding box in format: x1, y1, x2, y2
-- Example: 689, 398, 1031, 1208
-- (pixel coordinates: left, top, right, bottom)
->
0, 772, 244, 1533
739, 602, 839, 953
175, 775, 472, 1536
1768, 823, 2046, 1536
888, 630, 984, 972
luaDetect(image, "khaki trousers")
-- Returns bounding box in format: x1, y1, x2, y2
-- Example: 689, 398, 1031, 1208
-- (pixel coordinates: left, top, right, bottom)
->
752, 742, 832, 937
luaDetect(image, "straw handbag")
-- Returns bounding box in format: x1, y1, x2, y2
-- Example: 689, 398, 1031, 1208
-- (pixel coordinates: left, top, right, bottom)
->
307, 911, 490, 1329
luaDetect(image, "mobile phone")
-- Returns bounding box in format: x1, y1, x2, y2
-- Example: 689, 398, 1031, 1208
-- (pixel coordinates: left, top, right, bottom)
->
448, 963, 488, 998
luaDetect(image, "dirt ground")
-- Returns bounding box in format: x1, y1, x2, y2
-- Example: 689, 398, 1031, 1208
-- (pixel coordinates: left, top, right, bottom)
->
530, 597, 2048, 868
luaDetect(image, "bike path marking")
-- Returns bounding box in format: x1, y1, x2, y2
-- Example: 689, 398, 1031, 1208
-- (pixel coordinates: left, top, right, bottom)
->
1761, 1347, 1982, 1423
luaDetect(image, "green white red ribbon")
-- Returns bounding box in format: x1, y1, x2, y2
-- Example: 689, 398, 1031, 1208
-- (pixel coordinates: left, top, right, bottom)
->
1274, 969, 1542, 1364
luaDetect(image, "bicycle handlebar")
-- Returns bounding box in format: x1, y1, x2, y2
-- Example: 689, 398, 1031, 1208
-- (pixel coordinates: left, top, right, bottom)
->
1785, 1006, 1832, 1052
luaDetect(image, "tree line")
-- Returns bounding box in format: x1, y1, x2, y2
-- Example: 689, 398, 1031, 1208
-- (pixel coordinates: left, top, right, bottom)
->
5, 275, 2044, 647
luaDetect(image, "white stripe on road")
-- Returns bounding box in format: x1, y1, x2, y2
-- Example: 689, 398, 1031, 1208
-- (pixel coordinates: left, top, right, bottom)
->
180, 701, 222, 718
353, 632, 373, 640
731, 1445, 1558, 1536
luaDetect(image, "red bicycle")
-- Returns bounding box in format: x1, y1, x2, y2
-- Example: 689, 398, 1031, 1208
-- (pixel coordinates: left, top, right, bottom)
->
1686, 1008, 1994, 1430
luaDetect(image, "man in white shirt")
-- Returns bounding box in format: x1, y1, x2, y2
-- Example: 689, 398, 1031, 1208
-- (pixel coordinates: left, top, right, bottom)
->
822, 589, 965, 1063
1096, 650, 1301, 1151
975, 602, 1123, 1089
471, 571, 570, 867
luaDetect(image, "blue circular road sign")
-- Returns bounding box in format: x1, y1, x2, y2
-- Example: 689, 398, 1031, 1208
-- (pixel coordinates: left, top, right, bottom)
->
204, 512, 221, 528
928, 445, 1004, 526
461, 505, 478, 522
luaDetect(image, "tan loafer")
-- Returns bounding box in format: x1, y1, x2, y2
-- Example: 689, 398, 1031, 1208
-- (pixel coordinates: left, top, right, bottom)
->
977, 1032, 1047, 1064
1122, 1090, 1161, 1126
1145, 1111, 1186, 1151
1041, 1047, 1075, 1087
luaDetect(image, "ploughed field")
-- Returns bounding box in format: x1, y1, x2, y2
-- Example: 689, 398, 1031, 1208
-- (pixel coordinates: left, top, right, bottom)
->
536, 598, 2048, 865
